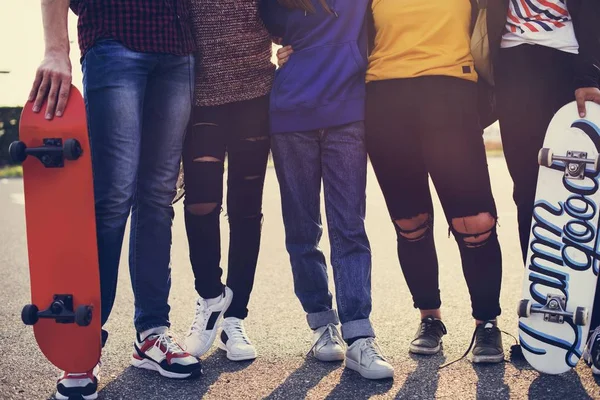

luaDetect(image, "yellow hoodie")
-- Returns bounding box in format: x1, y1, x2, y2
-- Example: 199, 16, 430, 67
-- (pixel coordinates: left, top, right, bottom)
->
367, 0, 477, 83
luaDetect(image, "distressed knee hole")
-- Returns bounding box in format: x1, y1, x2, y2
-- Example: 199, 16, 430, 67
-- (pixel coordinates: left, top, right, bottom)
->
186, 203, 219, 216
244, 136, 269, 142
193, 156, 222, 163
395, 213, 431, 241
451, 213, 496, 247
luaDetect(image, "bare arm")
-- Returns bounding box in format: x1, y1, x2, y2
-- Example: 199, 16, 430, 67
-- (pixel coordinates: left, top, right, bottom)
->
29, 0, 72, 119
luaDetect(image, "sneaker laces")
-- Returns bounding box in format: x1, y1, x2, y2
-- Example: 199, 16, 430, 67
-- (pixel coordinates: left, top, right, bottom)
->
226, 319, 251, 344
306, 323, 344, 356
360, 337, 387, 362
189, 299, 211, 334
440, 322, 517, 369
476, 323, 498, 346
416, 318, 447, 340
153, 332, 185, 355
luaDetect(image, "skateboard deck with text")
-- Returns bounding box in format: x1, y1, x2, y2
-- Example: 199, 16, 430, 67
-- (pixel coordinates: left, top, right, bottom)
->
518, 101, 600, 375
10, 85, 101, 372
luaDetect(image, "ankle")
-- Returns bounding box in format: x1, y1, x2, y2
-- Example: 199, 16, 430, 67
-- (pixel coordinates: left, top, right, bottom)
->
420, 309, 442, 320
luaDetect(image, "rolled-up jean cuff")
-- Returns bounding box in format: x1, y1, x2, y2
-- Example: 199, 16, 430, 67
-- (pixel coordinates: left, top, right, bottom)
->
306, 309, 340, 330
341, 318, 375, 340
414, 299, 441, 311
472, 306, 502, 322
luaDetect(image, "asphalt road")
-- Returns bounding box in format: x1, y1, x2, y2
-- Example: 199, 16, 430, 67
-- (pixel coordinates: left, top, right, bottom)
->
1, 157, 600, 400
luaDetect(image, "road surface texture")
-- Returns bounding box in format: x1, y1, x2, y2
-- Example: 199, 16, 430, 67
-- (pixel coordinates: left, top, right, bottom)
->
1, 157, 599, 399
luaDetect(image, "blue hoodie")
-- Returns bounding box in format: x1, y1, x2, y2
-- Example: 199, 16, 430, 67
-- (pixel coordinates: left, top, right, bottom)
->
261, 0, 369, 134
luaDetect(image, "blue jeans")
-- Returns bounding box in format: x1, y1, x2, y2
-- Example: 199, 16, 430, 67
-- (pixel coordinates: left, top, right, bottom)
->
271, 121, 375, 340
82, 39, 194, 336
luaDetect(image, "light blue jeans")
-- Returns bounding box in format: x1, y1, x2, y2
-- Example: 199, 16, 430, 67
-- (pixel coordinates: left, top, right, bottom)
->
82, 39, 194, 338
271, 121, 375, 340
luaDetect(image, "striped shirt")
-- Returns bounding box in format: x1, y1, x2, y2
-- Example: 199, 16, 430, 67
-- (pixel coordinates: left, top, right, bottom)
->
70, 0, 196, 57
501, 0, 579, 53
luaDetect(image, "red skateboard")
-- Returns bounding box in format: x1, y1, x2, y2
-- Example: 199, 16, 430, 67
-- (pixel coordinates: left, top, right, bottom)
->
9, 85, 101, 372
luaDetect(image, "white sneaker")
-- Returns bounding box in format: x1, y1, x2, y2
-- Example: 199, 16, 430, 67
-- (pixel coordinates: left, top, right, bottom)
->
346, 338, 394, 380
55, 362, 101, 400
185, 287, 233, 357
583, 326, 600, 375
309, 323, 345, 362
218, 317, 257, 361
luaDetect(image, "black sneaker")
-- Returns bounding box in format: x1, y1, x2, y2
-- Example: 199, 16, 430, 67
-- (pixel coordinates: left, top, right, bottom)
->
409, 316, 447, 355
472, 321, 504, 363
583, 326, 600, 375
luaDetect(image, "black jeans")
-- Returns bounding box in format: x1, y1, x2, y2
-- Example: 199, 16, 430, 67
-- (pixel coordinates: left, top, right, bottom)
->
496, 44, 577, 262
496, 44, 600, 332
182, 95, 270, 319
366, 76, 502, 321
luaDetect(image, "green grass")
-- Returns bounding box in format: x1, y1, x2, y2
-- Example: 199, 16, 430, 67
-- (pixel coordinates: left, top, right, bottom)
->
0, 165, 23, 178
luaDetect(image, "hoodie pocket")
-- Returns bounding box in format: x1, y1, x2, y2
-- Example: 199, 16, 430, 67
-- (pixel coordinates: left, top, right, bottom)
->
273, 41, 366, 111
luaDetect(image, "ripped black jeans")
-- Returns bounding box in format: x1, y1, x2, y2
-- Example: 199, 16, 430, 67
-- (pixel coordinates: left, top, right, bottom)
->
366, 77, 503, 321
182, 95, 270, 319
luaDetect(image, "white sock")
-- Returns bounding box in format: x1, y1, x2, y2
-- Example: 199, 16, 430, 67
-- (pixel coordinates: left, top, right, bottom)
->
140, 326, 167, 341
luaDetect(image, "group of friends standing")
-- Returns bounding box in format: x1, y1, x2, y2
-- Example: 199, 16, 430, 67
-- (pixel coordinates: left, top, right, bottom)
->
28, 0, 600, 399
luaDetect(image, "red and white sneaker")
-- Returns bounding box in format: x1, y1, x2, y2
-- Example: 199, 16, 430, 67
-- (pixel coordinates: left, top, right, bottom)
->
132, 327, 203, 379
55, 362, 100, 400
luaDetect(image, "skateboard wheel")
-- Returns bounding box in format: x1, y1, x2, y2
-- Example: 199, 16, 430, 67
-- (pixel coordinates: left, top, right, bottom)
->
21, 304, 39, 326
594, 155, 600, 172
63, 139, 83, 161
538, 148, 553, 167
517, 299, 532, 318
574, 307, 588, 326
75, 305, 93, 327
9, 141, 27, 163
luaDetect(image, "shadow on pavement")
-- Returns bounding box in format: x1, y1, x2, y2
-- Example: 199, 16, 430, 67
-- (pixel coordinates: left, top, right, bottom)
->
394, 353, 444, 399
97, 350, 254, 399
264, 358, 340, 400
324, 368, 394, 399
473, 362, 510, 399
528, 371, 593, 399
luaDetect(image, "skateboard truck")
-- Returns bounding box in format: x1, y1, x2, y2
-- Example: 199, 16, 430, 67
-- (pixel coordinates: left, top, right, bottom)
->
9, 138, 82, 168
518, 296, 588, 326
21, 294, 93, 327
538, 148, 600, 180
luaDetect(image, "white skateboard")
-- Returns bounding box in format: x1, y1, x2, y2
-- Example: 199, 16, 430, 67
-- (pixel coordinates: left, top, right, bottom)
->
518, 101, 600, 375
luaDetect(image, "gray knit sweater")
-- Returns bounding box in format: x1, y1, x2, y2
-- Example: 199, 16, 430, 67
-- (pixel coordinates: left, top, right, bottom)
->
189, 1, 275, 107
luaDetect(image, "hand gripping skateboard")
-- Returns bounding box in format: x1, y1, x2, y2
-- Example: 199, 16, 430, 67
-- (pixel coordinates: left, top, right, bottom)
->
9, 85, 101, 372
518, 101, 600, 374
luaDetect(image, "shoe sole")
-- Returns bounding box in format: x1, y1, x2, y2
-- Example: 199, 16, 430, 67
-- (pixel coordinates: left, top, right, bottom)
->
472, 353, 505, 364
409, 343, 441, 355
313, 350, 345, 362
131, 357, 202, 379
218, 341, 257, 362
345, 358, 394, 380
186, 293, 234, 357
55, 392, 98, 400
